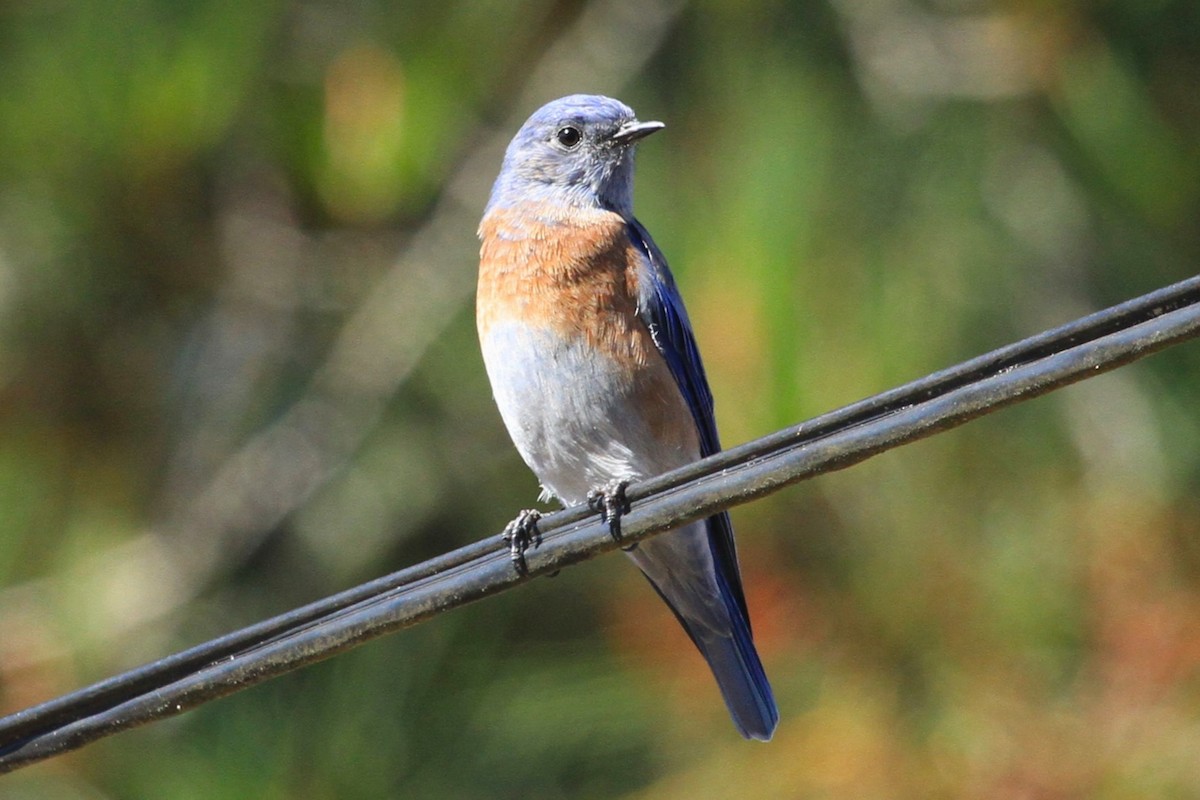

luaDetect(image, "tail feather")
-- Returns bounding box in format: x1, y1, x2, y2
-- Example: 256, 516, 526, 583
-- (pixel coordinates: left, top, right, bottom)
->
684, 582, 778, 741
632, 524, 778, 741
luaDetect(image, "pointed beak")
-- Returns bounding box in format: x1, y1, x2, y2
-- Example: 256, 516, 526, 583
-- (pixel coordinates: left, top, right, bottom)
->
611, 119, 665, 145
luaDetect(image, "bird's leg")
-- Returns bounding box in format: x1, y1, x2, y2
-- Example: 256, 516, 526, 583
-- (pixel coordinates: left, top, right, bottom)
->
502, 508, 542, 577
587, 479, 635, 551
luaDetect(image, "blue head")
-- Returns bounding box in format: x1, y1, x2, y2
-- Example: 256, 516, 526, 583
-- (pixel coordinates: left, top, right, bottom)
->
486, 94, 664, 217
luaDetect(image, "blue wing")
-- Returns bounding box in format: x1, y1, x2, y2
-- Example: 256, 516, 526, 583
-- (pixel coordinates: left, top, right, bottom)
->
625, 219, 776, 739
626, 220, 718, 455
625, 219, 750, 623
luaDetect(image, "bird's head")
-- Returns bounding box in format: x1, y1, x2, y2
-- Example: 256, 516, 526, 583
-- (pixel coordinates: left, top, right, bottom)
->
487, 94, 664, 216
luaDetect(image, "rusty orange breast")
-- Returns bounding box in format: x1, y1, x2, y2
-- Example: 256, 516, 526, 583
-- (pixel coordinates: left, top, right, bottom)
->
477, 203, 655, 368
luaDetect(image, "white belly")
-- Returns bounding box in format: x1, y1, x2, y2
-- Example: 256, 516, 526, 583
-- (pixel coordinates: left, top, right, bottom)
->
481, 321, 698, 504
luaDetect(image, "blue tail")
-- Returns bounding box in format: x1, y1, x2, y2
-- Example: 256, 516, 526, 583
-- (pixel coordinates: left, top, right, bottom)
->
630, 516, 778, 740
681, 571, 778, 740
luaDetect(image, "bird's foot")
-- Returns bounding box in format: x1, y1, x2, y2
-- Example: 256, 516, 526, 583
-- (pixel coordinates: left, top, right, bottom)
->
502, 508, 543, 577
587, 479, 635, 551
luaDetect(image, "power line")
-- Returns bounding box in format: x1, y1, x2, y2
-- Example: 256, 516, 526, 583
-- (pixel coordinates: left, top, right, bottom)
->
1, 274, 1198, 772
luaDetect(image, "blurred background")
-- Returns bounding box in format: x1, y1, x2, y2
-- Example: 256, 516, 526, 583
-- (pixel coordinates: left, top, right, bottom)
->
1, 0, 1199, 797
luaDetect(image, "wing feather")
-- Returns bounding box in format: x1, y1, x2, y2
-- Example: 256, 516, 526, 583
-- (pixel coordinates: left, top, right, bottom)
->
626, 219, 750, 623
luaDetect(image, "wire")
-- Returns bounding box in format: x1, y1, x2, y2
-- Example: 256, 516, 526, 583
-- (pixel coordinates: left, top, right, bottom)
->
1, 274, 1198, 772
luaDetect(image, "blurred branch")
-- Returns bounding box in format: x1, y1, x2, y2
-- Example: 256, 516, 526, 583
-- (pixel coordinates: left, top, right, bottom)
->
1, 274, 1198, 772
834, 0, 1040, 125
0, 0, 687, 669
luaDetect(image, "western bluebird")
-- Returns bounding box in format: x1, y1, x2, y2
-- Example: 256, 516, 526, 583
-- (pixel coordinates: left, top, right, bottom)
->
477, 94, 778, 740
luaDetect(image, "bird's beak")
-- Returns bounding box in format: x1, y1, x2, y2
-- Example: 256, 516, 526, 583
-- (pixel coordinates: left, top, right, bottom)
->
611, 119, 665, 145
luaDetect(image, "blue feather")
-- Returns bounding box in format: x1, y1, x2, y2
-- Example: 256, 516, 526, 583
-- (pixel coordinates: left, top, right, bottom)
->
626, 220, 778, 740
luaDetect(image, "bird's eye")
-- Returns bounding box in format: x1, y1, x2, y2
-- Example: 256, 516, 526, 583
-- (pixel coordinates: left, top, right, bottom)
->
555, 126, 582, 148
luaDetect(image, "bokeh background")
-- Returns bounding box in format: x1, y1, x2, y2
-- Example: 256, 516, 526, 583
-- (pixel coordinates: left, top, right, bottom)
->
2, 0, 1200, 797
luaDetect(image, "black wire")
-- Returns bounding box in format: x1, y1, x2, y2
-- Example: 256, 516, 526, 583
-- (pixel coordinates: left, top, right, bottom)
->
631, 274, 1200, 502
1, 275, 1199, 772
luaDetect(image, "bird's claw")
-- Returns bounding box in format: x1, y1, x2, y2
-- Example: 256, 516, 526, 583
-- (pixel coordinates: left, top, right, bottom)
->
502, 508, 542, 577
587, 479, 635, 550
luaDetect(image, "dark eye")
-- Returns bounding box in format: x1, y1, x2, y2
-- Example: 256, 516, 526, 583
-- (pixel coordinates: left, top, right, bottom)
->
555, 126, 582, 148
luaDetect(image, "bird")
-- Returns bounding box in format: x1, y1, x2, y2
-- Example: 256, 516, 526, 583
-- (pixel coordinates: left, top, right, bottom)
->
476, 94, 778, 741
